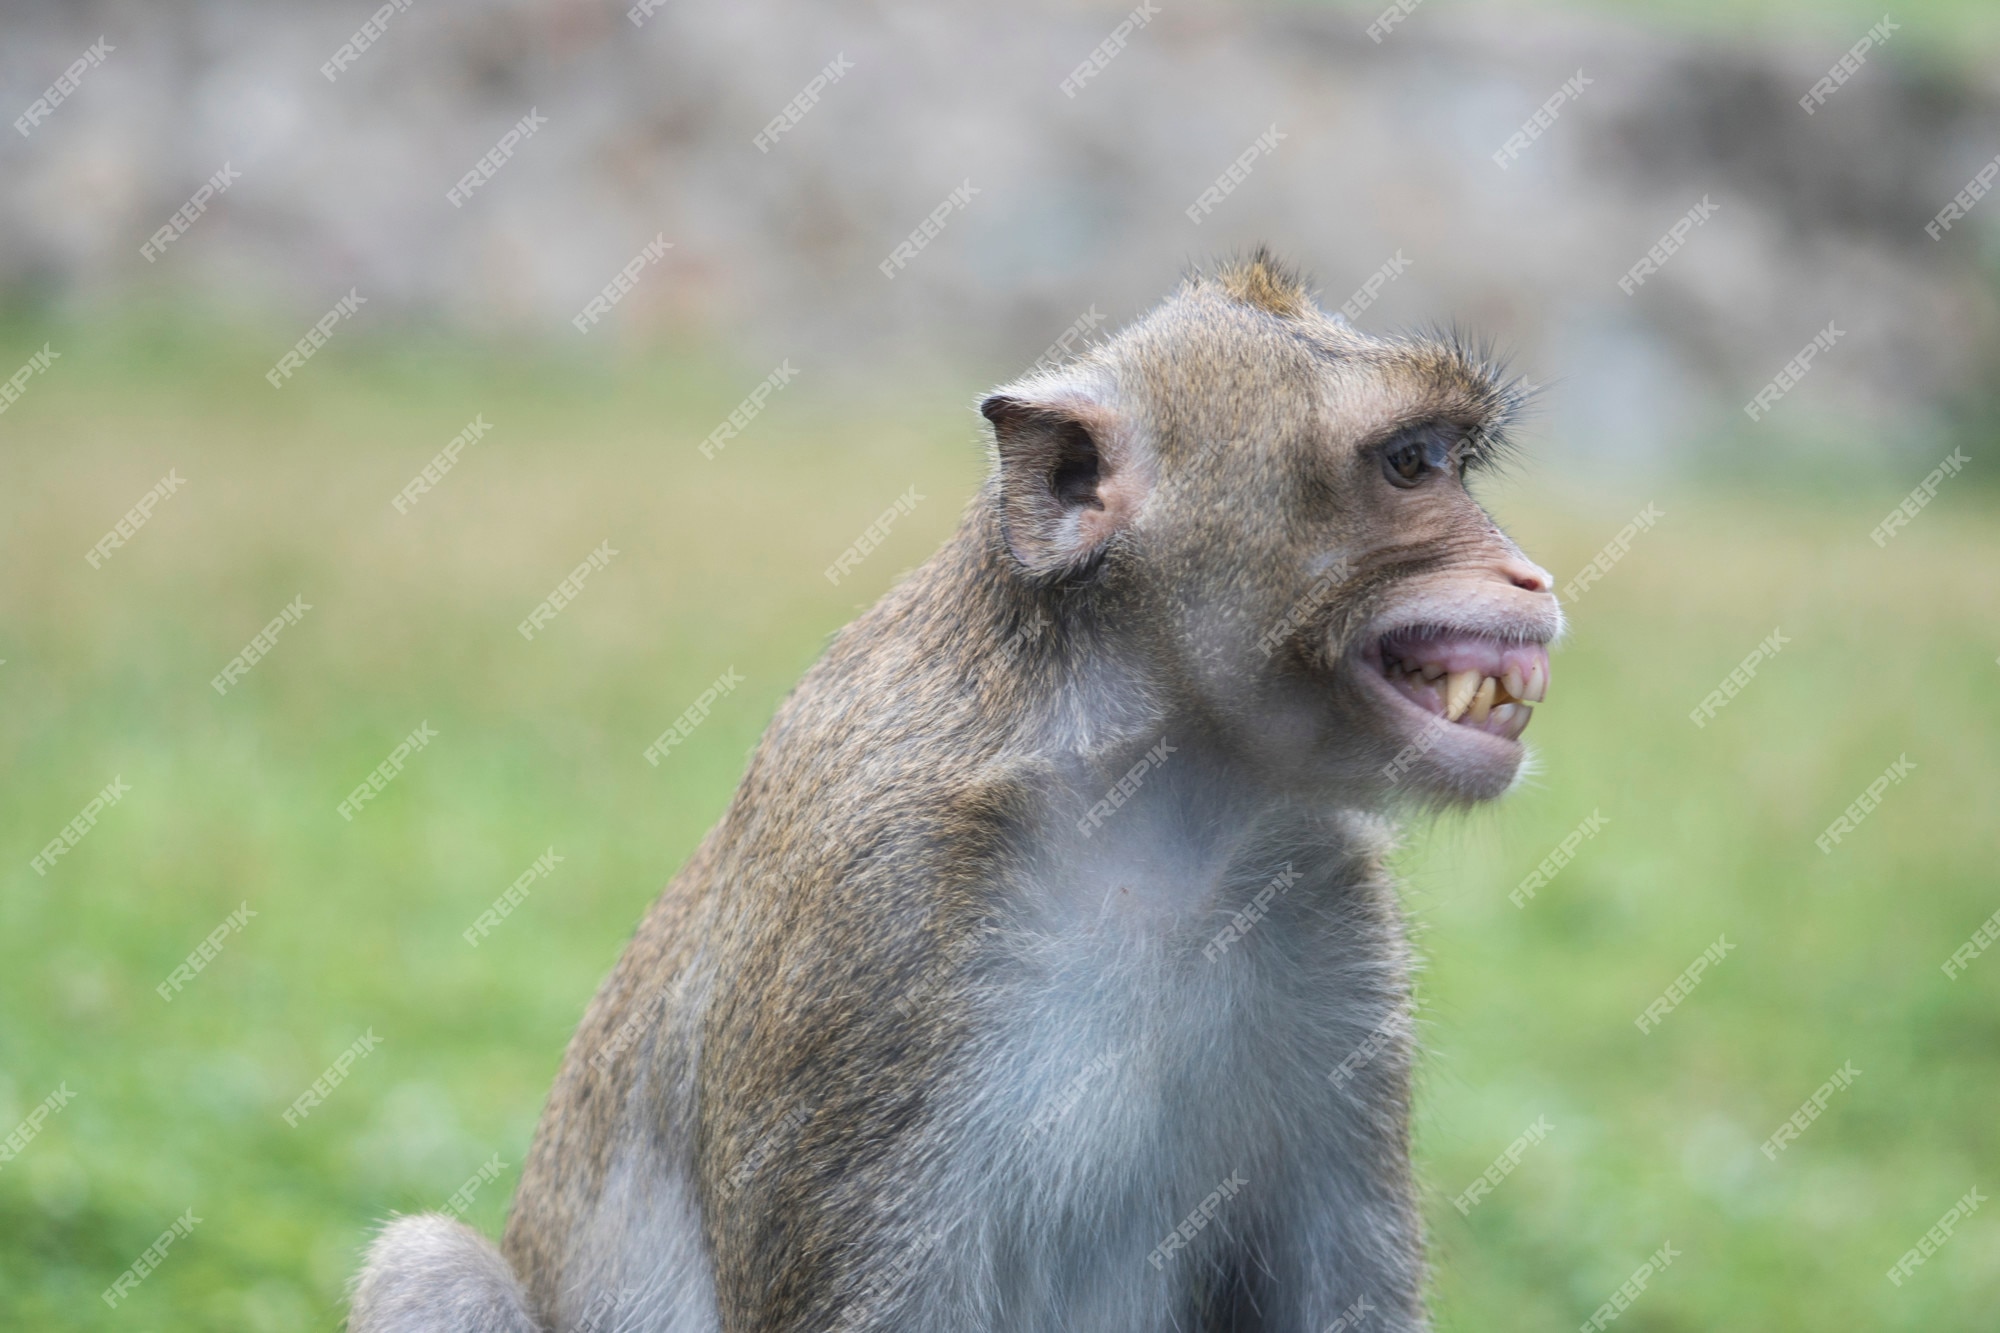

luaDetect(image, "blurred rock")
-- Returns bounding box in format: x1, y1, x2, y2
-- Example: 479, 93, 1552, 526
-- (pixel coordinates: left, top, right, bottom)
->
2, 0, 1996, 464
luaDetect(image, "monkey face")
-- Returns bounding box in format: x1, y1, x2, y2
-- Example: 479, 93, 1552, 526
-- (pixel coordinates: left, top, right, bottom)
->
981, 254, 1562, 805
1260, 362, 1562, 804
1273, 395, 1562, 803
1167, 394, 1563, 806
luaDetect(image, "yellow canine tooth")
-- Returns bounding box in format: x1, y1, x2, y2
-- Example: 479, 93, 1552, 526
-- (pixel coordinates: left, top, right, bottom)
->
1444, 669, 1480, 721
1468, 676, 1498, 723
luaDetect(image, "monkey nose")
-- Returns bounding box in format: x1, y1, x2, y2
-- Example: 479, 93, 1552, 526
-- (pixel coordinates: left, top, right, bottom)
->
1496, 556, 1552, 594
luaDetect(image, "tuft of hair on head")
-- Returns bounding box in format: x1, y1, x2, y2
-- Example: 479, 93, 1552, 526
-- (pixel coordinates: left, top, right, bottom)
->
1210, 246, 1312, 319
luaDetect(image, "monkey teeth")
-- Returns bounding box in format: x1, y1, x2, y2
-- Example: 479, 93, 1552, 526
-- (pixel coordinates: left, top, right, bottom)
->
1443, 670, 1479, 721
1374, 631, 1550, 740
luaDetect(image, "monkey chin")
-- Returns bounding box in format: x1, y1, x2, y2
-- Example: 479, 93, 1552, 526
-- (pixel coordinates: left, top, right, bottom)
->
1352, 618, 1556, 806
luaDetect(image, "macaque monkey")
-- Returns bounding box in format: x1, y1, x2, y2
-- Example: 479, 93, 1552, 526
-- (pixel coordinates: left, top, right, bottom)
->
351, 251, 1560, 1332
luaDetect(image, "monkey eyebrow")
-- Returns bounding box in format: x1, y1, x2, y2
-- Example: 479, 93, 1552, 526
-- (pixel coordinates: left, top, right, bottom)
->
1454, 420, 1514, 473
1358, 417, 1500, 469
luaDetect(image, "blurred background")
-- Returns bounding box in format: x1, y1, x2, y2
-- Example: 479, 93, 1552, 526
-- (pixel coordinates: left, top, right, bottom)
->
2, 0, 1997, 1328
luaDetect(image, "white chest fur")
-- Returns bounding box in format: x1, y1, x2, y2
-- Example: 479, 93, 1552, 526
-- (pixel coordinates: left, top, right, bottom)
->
892, 784, 1417, 1330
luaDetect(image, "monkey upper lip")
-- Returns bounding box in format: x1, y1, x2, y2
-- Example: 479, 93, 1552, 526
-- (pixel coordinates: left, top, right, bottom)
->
1362, 627, 1550, 740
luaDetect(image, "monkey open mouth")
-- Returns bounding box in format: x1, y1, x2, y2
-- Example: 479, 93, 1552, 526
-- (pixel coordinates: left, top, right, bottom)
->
1363, 628, 1550, 742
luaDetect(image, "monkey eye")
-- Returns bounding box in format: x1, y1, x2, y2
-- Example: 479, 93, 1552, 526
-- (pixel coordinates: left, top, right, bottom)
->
1383, 439, 1426, 485
1379, 432, 1438, 488
1379, 427, 1462, 489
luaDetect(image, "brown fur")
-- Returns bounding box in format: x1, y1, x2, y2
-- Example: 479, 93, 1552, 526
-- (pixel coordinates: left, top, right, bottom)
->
357, 251, 1558, 1333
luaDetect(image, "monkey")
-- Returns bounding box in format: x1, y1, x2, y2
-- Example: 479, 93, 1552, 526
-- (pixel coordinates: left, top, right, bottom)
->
349, 249, 1561, 1333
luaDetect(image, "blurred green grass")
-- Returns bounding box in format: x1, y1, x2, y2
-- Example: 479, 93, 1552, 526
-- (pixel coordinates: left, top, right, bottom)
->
1, 321, 1996, 1330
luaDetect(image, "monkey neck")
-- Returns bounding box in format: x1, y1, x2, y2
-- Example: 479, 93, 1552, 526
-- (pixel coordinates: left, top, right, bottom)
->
789, 499, 1389, 923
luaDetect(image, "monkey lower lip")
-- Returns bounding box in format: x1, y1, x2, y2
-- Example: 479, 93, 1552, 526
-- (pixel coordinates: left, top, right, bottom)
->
1373, 631, 1549, 740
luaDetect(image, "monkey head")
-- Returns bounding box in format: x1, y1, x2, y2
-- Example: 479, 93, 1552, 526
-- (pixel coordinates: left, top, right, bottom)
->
979, 252, 1561, 806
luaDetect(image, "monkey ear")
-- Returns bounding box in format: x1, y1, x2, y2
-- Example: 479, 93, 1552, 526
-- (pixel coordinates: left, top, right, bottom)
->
980, 389, 1147, 579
